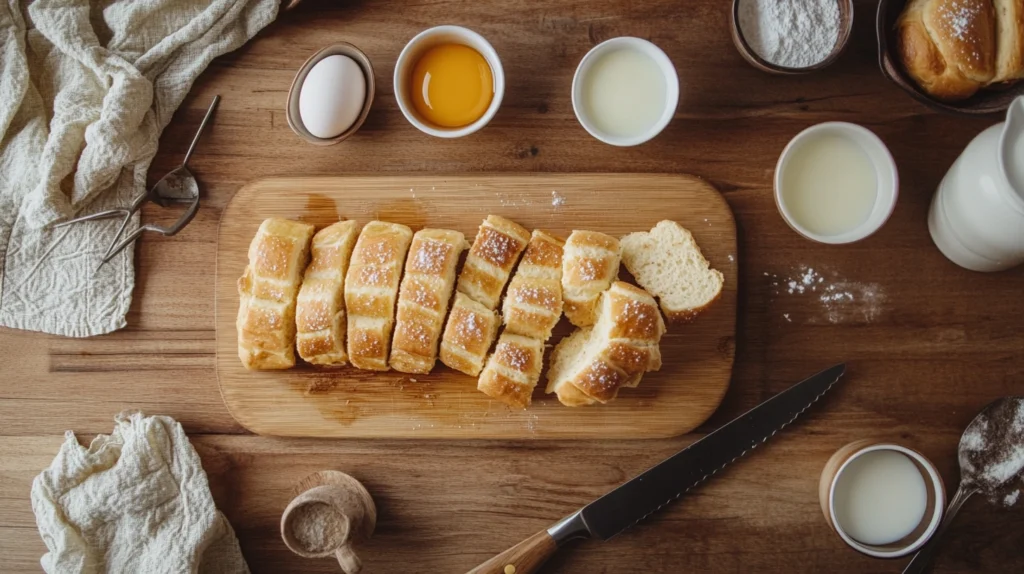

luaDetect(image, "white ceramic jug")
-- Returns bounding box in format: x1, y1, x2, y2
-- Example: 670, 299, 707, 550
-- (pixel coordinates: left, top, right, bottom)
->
929, 96, 1024, 272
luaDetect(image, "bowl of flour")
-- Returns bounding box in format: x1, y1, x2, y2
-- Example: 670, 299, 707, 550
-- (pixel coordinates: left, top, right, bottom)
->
730, 0, 854, 74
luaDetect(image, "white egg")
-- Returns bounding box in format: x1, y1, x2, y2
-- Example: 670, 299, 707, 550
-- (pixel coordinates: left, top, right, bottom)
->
299, 55, 367, 139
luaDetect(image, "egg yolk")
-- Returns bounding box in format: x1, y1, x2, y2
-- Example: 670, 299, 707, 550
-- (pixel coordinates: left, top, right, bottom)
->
410, 44, 493, 128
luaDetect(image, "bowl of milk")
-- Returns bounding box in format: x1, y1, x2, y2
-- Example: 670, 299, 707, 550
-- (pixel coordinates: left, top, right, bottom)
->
571, 37, 679, 147
775, 122, 899, 244
819, 441, 945, 558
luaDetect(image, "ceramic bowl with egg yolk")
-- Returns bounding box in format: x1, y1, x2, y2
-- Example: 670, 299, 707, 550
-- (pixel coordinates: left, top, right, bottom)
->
394, 25, 505, 138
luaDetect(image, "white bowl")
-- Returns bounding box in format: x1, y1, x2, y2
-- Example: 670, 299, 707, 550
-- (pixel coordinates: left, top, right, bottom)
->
571, 37, 679, 147
774, 122, 899, 244
393, 25, 504, 138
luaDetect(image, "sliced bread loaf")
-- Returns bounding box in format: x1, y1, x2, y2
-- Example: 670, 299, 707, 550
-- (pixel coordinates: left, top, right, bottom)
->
620, 220, 724, 323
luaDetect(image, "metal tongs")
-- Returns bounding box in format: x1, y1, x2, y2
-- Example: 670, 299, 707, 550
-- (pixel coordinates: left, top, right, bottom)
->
56, 95, 220, 268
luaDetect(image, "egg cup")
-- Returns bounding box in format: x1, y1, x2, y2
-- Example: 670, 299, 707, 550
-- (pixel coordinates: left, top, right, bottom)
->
393, 25, 505, 138
286, 43, 375, 146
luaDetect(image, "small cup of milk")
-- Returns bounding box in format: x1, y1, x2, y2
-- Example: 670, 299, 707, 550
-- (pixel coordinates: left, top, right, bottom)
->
775, 122, 899, 244
571, 37, 679, 146
819, 441, 945, 558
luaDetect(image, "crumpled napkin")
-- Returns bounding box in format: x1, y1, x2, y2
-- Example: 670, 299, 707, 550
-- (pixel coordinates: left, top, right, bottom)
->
31, 412, 249, 574
0, 0, 279, 337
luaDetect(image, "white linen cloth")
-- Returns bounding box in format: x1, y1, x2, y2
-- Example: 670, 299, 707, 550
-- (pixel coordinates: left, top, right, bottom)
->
0, 0, 279, 337
31, 412, 249, 574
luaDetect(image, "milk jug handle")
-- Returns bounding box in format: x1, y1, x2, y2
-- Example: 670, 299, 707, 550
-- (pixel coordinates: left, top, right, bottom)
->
1001, 96, 1024, 195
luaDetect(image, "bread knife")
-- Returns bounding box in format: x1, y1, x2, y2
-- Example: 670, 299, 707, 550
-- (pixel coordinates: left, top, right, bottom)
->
465, 363, 846, 574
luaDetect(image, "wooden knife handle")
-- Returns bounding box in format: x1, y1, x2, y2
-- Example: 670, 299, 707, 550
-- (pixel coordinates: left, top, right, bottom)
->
465, 529, 558, 574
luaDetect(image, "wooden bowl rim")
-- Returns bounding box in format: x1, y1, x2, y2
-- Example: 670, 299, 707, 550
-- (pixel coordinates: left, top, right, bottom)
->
286, 42, 376, 145
729, 0, 855, 75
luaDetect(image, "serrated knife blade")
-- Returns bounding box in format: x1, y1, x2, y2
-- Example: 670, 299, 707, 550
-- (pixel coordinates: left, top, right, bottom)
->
465, 364, 846, 574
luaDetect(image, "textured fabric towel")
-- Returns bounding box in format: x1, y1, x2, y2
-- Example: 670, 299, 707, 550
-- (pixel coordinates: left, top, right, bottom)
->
0, 0, 279, 337
31, 412, 249, 574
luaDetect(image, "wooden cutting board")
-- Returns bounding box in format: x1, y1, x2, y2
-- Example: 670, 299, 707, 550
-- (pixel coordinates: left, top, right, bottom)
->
215, 174, 737, 439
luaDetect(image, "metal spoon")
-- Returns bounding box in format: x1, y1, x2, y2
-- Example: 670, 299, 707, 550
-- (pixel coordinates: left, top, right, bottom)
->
902, 397, 1024, 573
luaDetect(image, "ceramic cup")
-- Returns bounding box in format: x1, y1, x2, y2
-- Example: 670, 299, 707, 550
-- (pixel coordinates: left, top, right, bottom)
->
393, 25, 505, 138
775, 122, 899, 244
571, 37, 680, 146
819, 440, 945, 559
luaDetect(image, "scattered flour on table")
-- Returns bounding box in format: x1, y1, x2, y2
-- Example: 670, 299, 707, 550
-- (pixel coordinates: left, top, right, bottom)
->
765, 265, 887, 324
1004, 489, 1020, 507
498, 192, 532, 207
551, 190, 565, 207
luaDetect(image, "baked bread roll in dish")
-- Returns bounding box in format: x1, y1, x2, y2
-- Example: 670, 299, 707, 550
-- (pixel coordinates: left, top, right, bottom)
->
295, 220, 360, 365
439, 292, 500, 376
502, 230, 565, 341
546, 282, 665, 406
237, 218, 315, 370
389, 228, 468, 374
898, 0, 998, 100
621, 220, 724, 324
456, 215, 530, 310
344, 221, 414, 371
477, 332, 545, 409
561, 230, 621, 327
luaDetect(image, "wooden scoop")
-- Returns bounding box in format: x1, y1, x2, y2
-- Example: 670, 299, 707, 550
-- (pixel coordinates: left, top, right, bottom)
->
281, 471, 376, 573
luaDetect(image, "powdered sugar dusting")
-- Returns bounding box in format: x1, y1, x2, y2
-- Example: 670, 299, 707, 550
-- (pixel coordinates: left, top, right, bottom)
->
766, 265, 887, 324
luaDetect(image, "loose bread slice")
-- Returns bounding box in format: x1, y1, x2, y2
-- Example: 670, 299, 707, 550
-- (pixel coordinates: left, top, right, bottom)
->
620, 220, 724, 323
344, 221, 414, 371
237, 218, 315, 370
502, 230, 564, 341
477, 332, 545, 409
439, 292, 501, 376
457, 215, 531, 310
295, 220, 360, 365
390, 229, 468, 374
546, 282, 665, 406
561, 230, 621, 327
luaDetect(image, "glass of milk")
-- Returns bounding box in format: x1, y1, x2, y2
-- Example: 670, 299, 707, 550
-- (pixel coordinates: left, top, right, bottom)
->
819, 441, 945, 558
775, 122, 899, 244
571, 37, 679, 146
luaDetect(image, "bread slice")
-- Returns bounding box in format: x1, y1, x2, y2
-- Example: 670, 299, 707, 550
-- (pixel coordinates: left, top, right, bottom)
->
620, 220, 724, 324
237, 218, 315, 370
993, 0, 1024, 82
344, 221, 414, 371
295, 220, 360, 365
477, 332, 545, 409
502, 230, 564, 341
546, 282, 665, 406
457, 215, 531, 310
561, 230, 621, 327
439, 292, 501, 376
389, 229, 468, 374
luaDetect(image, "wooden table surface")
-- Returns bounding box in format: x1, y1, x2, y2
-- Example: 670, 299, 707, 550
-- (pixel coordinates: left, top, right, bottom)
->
2, 1, 1022, 572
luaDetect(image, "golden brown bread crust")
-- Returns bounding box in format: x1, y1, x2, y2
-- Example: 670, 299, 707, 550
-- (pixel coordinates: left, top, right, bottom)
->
502, 230, 565, 341
389, 229, 467, 374
898, 0, 998, 100
237, 218, 315, 370
547, 282, 665, 406
456, 215, 530, 310
477, 333, 545, 409
994, 0, 1024, 82
561, 230, 621, 327
439, 292, 500, 376
343, 221, 413, 371
295, 220, 360, 365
